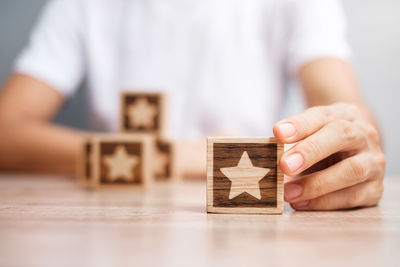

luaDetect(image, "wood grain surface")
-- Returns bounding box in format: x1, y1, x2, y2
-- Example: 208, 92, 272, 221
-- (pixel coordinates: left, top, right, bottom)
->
207, 137, 283, 214
0, 174, 399, 267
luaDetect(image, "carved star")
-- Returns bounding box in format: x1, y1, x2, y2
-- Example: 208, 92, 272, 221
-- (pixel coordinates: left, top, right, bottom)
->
103, 145, 139, 182
220, 151, 270, 200
154, 150, 169, 176
127, 97, 157, 128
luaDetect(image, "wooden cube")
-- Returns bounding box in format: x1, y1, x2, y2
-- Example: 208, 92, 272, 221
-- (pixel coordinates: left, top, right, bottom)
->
207, 137, 283, 214
76, 134, 154, 188
154, 139, 177, 181
120, 92, 166, 136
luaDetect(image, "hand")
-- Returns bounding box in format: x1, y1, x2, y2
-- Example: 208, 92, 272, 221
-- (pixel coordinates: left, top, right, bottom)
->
273, 103, 385, 210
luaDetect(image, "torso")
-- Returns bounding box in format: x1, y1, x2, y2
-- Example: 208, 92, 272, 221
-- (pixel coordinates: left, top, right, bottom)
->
81, 0, 292, 138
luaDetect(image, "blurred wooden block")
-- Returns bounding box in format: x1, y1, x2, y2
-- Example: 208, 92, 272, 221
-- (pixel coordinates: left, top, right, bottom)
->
154, 139, 177, 181
77, 134, 154, 188
120, 92, 166, 136
207, 137, 283, 214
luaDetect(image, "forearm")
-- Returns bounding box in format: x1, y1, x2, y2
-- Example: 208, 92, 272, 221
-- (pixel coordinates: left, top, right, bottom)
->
0, 120, 84, 173
0, 74, 85, 173
299, 58, 378, 130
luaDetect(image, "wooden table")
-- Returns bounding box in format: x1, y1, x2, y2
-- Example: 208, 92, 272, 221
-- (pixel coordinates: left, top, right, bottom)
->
0, 174, 399, 267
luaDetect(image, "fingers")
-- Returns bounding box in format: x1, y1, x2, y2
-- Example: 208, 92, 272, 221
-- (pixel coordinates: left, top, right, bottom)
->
290, 180, 384, 211
275, 103, 385, 211
274, 103, 360, 144
284, 152, 384, 203
280, 119, 367, 175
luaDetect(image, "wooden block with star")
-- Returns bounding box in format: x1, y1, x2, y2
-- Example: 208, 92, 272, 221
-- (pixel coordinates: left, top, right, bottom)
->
120, 92, 166, 136
76, 134, 154, 188
207, 137, 284, 214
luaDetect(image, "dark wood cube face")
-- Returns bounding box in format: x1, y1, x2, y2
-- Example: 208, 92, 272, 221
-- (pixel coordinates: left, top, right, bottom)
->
84, 142, 92, 181
155, 140, 172, 180
99, 142, 142, 184
122, 94, 161, 133
213, 143, 278, 208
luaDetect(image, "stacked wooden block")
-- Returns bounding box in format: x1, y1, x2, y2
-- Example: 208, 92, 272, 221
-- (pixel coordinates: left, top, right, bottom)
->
77, 92, 176, 188
76, 91, 283, 214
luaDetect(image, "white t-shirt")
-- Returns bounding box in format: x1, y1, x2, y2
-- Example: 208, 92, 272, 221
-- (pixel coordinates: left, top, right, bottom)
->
14, 0, 350, 139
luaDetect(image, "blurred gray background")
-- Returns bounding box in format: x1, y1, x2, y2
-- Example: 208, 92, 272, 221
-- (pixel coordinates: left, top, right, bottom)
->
0, 0, 399, 175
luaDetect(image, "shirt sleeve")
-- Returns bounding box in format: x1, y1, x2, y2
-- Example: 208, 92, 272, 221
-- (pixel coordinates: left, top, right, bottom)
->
13, 0, 85, 97
287, 0, 351, 74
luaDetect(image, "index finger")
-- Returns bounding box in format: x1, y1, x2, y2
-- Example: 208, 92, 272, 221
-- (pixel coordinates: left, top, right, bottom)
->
273, 103, 359, 144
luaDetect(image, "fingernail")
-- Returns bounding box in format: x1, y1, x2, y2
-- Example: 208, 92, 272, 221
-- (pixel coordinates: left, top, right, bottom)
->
278, 123, 296, 138
283, 153, 304, 173
285, 183, 302, 200
292, 200, 309, 208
